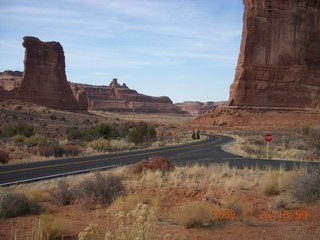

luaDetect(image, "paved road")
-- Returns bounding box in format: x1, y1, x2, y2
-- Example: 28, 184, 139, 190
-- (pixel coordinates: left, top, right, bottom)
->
0, 135, 318, 186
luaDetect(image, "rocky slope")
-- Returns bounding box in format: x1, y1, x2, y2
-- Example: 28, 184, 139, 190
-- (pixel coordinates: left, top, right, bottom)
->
192, 0, 320, 128
70, 79, 183, 113
175, 101, 225, 116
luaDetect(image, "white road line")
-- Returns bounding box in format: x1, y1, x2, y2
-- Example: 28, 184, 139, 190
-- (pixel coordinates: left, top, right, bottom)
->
0, 164, 119, 186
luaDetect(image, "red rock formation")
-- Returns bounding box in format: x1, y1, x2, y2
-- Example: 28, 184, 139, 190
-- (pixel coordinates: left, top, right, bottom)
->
229, 0, 320, 109
0, 71, 22, 91
175, 101, 225, 116
71, 79, 183, 113
191, 0, 320, 128
15, 36, 87, 110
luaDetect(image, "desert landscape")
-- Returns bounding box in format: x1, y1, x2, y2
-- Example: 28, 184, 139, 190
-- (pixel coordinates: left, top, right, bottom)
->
0, 0, 320, 239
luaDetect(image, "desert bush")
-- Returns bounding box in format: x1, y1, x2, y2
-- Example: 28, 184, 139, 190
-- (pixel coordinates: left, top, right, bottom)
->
26, 134, 49, 146
87, 138, 110, 152
39, 214, 69, 240
0, 192, 43, 218
261, 171, 281, 196
49, 179, 74, 205
129, 156, 175, 174
0, 150, 9, 164
66, 127, 85, 141
67, 123, 129, 142
128, 121, 156, 144
171, 201, 215, 228
105, 203, 154, 240
27, 189, 47, 202
62, 144, 81, 156
73, 172, 124, 208
13, 134, 27, 143
1, 122, 34, 137
49, 115, 57, 120
109, 192, 160, 219
109, 139, 135, 151
291, 166, 320, 204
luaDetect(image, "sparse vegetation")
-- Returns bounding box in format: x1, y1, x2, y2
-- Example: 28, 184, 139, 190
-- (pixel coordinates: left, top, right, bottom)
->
0, 192, 43, 218
49, 179, 74, 205
128, 121, 156, 144
72, 172, 124, 208
291, 166, 320, 204
171, 201, 216, 228
1, 122, 34, 138
39, 214, 70, 240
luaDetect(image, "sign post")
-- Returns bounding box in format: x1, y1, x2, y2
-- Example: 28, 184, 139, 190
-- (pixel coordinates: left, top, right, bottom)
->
264, 133, 273, 159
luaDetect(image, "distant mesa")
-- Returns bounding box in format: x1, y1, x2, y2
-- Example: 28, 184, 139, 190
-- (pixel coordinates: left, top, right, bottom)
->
70, 79, 183, 113
0, 36, 183, 114
175, 101, 225, 116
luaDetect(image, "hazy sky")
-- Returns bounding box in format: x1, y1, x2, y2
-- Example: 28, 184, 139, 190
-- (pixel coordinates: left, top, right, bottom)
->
0, 0, 244, 103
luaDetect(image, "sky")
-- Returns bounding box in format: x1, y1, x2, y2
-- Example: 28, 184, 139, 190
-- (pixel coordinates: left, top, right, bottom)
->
0, 0, 244, 103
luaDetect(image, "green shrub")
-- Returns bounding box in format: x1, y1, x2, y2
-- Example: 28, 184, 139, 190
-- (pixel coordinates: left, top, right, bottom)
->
1, 122, 34, 138
13, 134, 27, 143
66, 127, 85, 141
291, 166, 320, 204
49, 115, 57, 120
0, 192, 43, 218
88, 138, 111, 152
26, 134, 48, 146
128, 122, 156, 144
73, 172, 124, 208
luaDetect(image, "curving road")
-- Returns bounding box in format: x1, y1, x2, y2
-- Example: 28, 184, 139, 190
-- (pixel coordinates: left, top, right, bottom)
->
0, 135, 318, 186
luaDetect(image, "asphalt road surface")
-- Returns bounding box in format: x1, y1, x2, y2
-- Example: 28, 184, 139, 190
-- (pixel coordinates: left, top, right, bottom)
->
0, 135, 319, 186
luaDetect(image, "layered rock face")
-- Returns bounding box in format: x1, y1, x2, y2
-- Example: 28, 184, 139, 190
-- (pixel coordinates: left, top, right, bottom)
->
0, 71, 23, 91
175, 101, 225, 116
15, 36, 87, 110
229, 0, 320, 109
71, 79, 183, 113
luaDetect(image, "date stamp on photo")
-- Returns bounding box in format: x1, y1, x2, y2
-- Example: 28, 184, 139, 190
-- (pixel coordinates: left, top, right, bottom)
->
211, 209, 309, 221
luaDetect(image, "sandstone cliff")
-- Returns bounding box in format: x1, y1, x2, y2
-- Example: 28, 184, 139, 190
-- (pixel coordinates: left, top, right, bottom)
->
175, 101, 225, 116
15, 36, 87, 110
70, 79, 183, 113
229, 0, 320, 109
191, 0, 320, 128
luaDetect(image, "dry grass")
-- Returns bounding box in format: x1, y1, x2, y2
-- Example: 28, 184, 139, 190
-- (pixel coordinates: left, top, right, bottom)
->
259, 168, 304, 196
170, 201, 219, 228
39, 214, 70, 240
221, 131, 319, 161
109, 192, 160, 216
26, 189, 47, 202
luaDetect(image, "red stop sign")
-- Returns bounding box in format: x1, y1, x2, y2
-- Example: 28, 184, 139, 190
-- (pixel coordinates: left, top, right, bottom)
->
265, 133, 273, 142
